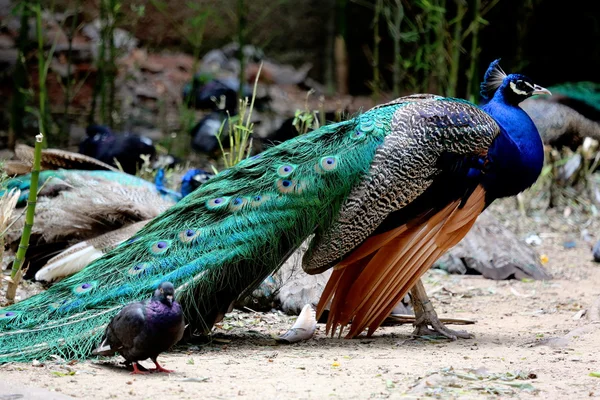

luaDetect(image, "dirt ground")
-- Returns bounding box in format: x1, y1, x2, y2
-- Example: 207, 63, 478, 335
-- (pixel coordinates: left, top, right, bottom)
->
1, 211, 600, 399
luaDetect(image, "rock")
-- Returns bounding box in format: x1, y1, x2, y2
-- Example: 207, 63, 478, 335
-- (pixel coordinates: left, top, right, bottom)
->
0, 33, 14, 49
0, 48, 17, 69
434, 212, 551, 280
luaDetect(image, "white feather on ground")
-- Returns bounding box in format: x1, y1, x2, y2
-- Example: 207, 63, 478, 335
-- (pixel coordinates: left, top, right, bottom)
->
35, 220, 151, 282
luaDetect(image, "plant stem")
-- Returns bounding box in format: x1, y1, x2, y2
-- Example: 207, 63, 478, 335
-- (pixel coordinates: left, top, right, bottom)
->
466, 0, 481, 102
35, 2, 48, 148
9, 1, 30, 150
237, 0, 247, 103
334, 0, 348, 95
6, 133, 44, 302
107, 0, 117, 128
383, 0, 404, 97
433, 0, 447, 93
372, 0, 382, 102
62, 0, 80, 147
447, 0, 465, 97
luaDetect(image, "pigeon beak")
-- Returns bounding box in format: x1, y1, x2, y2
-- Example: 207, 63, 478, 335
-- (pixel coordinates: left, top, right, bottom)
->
532, 84, 551, 96
166, 295, 173, 305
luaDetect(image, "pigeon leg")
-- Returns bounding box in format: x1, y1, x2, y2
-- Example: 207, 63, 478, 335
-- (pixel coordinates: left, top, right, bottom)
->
150, 358, 174, 373
130, 362, 149, 375
409, 279, 472, 340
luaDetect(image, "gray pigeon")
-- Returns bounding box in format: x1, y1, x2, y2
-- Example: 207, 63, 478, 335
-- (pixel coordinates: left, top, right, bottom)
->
594, 240, 600, 263
92, 282, 185, 374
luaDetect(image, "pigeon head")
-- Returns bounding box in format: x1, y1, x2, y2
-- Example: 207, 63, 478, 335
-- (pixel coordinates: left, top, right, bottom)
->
153, 281, 176, 306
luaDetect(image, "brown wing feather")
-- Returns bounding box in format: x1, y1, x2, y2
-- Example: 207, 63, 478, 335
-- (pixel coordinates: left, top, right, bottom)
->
318, 185, 486, 338
15, 144, 119, 172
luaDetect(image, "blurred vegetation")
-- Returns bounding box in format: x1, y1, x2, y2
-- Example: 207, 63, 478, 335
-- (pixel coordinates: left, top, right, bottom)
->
1, 0, 599, 216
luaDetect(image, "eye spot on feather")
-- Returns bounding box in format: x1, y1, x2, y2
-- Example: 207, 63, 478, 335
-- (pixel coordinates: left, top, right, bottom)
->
128, 262, 151, 276
316, 156, 339, 173
250, 194, 270, 207
277, 164, 296, 178
206, 197, 229, 210
276, 179, 296, 194
150, 240, 171, 255
0, 311, 17, 320
50, 299, 82, 312
73, 281, 97, 295
351, 129, 365, 140
49, 299, 68, 310
229, 197, 248, 211
178, 229, 200, 243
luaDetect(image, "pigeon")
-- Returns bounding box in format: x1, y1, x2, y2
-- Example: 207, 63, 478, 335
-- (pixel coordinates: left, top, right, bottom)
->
92, 282, 185, 374
594, 240, 600, 263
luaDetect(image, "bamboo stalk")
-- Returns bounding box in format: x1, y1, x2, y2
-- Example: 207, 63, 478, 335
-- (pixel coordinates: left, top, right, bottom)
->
237, 0, 247, 103
9, 1, 30, 150
35, 2, 48, 148
447, 0, 466, 97
466, 0, 481, 102
107, 0, 117, 128
372, 0, 382, 102
62, 0, 80, 147
6, 133, 44, 302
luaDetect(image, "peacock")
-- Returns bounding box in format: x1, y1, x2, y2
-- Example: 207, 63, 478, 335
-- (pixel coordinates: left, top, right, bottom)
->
0, 59, 550, 362
521, 81, 600, 150
3, 159, 211, 282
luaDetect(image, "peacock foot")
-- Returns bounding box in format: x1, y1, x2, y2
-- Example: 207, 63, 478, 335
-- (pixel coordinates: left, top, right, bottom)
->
409, 279, 473, 341
130, 362, 149, 375
150, 358, 174, 373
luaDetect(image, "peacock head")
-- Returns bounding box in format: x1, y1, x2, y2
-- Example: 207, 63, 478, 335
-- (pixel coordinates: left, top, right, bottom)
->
153, 281, 176, 307
480, 59, 551, 106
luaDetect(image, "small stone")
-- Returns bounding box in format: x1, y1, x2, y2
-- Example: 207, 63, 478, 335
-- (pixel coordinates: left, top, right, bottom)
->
593, 240, 600, 263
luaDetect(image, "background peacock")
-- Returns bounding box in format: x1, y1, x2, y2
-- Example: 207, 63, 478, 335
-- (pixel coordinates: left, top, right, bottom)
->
1, 148, 212, 282
0, 59, 549, 362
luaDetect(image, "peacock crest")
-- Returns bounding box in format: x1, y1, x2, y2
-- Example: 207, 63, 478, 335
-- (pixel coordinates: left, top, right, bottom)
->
480, 58, 508, 100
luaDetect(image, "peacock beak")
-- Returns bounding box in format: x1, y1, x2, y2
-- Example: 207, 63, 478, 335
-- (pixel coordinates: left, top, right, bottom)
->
532, 84, 551, 96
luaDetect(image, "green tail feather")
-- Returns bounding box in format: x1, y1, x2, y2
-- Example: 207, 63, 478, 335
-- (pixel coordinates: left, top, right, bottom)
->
547, 81, 600, 111
0, 98, 420, 362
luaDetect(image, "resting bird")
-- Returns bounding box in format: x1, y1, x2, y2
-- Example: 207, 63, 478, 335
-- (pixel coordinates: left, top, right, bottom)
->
2, 169, 175, 281
0, 59, 549, 362
4, 167, 212, 283
521, 82, 600, 150
183, 74, 241, 113
189, 111, 231, 155
80, 125, 156, 175
594, 240, 600, 263
92, 282, 184, 374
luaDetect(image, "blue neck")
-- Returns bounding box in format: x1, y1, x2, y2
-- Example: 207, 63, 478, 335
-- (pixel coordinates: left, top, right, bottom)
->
478, 91, 544, 200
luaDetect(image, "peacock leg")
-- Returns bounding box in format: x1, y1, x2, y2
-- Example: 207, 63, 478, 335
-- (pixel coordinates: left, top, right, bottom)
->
130, 362, 149, 375
150, 357, 174, 373
409, 279, 472, 340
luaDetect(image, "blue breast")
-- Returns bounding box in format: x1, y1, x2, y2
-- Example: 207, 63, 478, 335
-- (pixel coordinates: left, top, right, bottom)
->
479, 98, 544, 200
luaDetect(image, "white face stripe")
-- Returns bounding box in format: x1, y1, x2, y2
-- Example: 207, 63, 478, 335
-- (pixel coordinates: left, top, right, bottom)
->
510, 81, 529, 96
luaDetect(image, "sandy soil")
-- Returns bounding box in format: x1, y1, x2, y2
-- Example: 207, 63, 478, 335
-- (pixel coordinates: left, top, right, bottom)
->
1, 217, 600, 399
